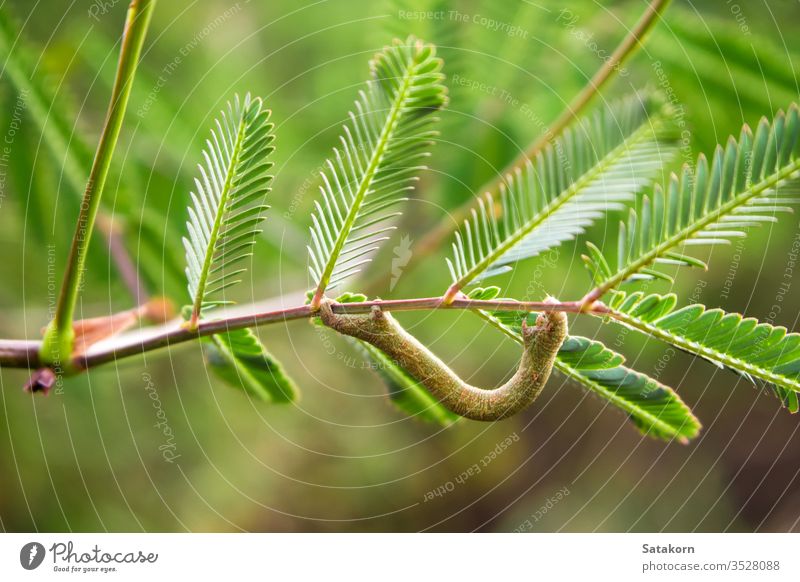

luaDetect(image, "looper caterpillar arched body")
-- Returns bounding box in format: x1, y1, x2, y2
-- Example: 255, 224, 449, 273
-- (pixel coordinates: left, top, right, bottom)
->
318, 300, 568, 421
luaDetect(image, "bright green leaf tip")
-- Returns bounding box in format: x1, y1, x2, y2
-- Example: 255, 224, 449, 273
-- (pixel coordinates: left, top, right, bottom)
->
204, 328, 298, 404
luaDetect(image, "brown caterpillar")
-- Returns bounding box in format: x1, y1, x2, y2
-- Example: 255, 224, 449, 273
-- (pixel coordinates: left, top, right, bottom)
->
318, 300, 568, 421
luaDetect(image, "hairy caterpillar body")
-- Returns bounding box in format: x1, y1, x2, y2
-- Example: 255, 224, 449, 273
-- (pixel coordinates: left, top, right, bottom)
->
318, 300, 568, 421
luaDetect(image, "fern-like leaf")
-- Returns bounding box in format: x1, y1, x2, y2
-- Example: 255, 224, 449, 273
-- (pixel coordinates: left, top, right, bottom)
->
443, 93, 678, 297
557, 336, 701, 442
584, 104, 800, 296
470, 288, 700, 442
306, 37, 447, 306
183, 93, 274, 326
203, 328, 298, 403
608, 291, 800, 412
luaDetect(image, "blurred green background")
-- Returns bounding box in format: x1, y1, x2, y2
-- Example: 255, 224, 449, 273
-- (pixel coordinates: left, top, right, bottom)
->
1, 0, 799, 532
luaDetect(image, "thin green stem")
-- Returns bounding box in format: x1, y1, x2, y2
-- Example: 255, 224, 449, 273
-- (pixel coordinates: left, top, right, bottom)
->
41, 0, 156, 366
0, 9, 146, 302
390, 0, 672, 287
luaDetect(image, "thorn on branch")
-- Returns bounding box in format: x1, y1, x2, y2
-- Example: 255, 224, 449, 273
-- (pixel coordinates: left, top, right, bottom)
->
39, 297, 176, 365
24, 368, 56, 395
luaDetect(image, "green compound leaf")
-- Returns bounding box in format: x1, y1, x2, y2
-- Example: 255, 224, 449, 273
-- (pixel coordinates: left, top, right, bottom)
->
609, 291, 800, 413
554, 335, 700, 442
307, 36, 447, 303
584, 104, 800, 296
183, 93, 274, 324
445, 92, 678, 291
476, 304, 701, 442
203, 328, 298, 403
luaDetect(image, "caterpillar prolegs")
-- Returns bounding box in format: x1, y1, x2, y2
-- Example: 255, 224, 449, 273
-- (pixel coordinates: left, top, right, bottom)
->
318, 300, 568, 421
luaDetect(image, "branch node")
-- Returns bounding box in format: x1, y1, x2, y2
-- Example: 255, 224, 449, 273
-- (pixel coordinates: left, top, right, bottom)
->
24, 368, 57, 395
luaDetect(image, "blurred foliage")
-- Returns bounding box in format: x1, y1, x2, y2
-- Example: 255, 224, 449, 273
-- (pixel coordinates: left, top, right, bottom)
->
1, 0, 799, 532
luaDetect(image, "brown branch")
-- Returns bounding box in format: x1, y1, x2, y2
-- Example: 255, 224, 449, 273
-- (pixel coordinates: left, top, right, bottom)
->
0, 297, 608, 376
0, 340, 41, 368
